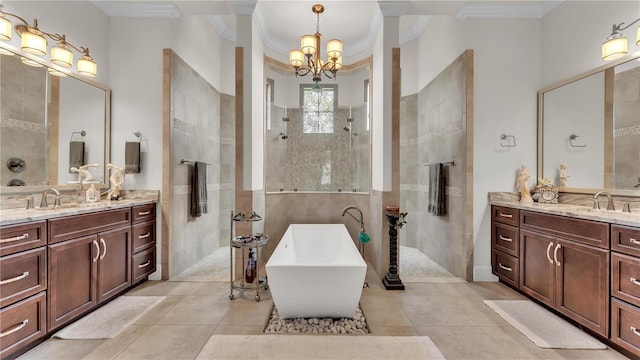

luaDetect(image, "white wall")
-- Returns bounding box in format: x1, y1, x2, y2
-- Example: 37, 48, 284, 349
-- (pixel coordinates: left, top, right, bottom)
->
468, 19, 541, 281
406, 15, 541, 281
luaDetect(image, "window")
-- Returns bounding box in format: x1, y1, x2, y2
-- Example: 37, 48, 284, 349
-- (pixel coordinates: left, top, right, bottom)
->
301, 84, 336, 133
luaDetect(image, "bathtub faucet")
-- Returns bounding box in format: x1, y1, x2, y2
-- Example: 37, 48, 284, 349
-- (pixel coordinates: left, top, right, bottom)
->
342, 206, 366, 234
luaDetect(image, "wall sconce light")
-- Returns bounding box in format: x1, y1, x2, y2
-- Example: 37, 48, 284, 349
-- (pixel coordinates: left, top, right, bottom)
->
602, 17, 640, 61
0, 4, 97, 77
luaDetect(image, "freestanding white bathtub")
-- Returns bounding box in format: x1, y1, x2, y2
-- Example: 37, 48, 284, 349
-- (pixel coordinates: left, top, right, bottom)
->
265, 224, 367, 319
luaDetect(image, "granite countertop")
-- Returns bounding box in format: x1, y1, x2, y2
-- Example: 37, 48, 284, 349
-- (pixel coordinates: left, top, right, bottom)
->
489, 192, 640, 227
0, 190, 159, 227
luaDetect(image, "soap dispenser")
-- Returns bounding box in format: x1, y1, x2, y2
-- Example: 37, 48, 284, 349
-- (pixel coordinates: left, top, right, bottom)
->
86, 183, 100, 203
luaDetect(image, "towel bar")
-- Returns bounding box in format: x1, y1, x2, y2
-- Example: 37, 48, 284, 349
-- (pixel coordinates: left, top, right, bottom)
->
424, 161, 455, 166
180, 159, 212, 165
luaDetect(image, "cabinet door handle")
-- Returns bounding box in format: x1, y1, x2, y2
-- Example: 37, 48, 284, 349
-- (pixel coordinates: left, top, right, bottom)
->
99, 238, 107, 260
0, 233, 29, 243
631, 238, 640, 245
546, 242, 553, 264
0, 319, 28, 338
630, 278, 640, 286
631, 326, 640, 337
0, 271, 29, 285
92, 240, 100, 262
138, 232, 151, 239
553, 244, 561, 266
138, 260, 151, 268
498, 263, 513, 272
138, 210, 151, 216
498, 235, 513, 242
498, 213, 513, 218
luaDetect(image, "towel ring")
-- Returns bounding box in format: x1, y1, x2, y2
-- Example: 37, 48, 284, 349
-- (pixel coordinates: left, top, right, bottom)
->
70, 130, 86, 142
133, 131, 143, 142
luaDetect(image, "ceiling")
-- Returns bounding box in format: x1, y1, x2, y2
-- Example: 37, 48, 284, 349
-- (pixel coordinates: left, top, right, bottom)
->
91, 1, 563, 58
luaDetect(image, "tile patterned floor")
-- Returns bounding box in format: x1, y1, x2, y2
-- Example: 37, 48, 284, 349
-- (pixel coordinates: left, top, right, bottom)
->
17, 269, 630, 360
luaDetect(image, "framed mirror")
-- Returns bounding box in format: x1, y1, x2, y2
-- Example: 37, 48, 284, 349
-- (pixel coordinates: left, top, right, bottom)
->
538, 52, 640, 195
0, 43, 110, 194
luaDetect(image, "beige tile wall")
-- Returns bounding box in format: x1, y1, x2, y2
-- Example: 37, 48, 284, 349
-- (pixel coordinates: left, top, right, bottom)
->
399, 51, 473, 280
164, 50, 234, 278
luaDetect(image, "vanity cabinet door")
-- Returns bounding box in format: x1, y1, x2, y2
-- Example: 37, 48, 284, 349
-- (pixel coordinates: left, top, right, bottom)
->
519, 229, 555, 307
48, 234, 98, 331
554, 238, 609, 336
96, 226, 131, 303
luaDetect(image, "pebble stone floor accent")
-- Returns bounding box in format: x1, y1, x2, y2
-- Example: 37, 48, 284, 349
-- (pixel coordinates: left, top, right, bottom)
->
264, 306, 369, 334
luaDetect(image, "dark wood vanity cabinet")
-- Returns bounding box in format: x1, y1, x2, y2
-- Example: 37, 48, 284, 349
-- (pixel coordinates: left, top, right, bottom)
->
491, 206, 520, 287
519, 210, 610, 337
0, 202, 156, 359
48, 210, 132, 331
131, 204, 156, 285
0, 221, 47, 360
610, 224, 640, 355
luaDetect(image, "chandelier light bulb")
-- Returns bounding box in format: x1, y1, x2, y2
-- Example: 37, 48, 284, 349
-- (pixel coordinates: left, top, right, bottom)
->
289, 49, 304, 67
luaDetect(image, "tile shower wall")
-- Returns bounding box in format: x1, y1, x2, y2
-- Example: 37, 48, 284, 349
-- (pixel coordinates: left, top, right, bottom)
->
614, 66, 640, 189
265, 104, 369, 193
400, 53, 470, 279
0, 55, 47, 186
168, 51, 234, 278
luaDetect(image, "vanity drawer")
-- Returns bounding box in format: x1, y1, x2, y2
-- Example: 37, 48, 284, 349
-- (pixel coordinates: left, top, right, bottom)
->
132, 221, 155, 254
0, 292, 46, 359
0, 248, 47, 308
491, 250, 519, 288
612, 225, 640, 258
0, 221, 46, 257
49, 208, 131, 244
132, 247, 156, 284
492, 222, 519, 257
612, 252, 640, 307
132, 204, 156, 224
491, 206, 519, 227
611, 298, 640, 356
520, 210, 609, 249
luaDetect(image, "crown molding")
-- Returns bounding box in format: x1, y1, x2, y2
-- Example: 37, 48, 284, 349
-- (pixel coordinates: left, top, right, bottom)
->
378, 1, 410, 17
90, 1, 182, 18
456, 1, 563, 19
227, 1, 257, 16
207, 15, 236, 43
400, 16, 430, 44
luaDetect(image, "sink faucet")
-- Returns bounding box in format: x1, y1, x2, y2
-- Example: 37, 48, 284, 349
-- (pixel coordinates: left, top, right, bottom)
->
592, 191, 615, 211
40, 188, 62, 208
342, 205, 366, 234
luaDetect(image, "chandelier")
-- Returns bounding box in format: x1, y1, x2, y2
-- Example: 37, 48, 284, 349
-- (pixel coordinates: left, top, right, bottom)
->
289, 4, 342, 85
602, 17, 640, 61
0, 4, 97, 77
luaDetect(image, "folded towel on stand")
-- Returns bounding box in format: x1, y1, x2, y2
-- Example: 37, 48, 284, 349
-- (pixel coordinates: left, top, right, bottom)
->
125, 141, 141, 174
69, 141, 85, 173
190, 161, 208, 217
427, 163, 446, 216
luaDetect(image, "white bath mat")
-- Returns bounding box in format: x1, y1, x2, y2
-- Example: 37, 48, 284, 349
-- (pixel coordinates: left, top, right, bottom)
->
196, 335, 445, 360
52, 296, 165, 339
484, 300, 606, 349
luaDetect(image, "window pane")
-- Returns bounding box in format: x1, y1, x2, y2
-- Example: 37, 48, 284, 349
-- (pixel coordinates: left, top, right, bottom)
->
302, 85, 335, 134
